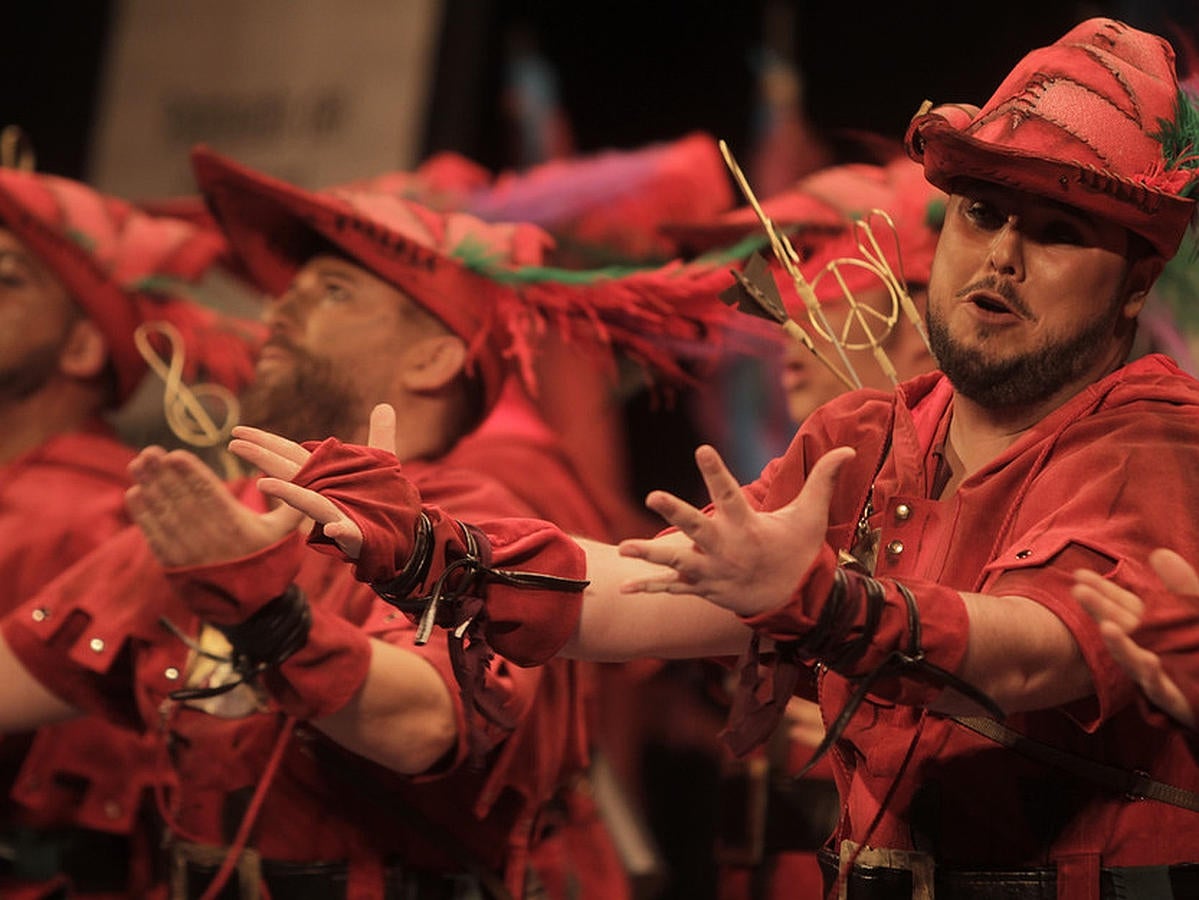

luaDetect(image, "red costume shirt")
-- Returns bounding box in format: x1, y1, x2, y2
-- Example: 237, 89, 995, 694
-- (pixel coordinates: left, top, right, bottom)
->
0, 425, 162, 892
2, 428, 624, 899
742, 354, 1199, 872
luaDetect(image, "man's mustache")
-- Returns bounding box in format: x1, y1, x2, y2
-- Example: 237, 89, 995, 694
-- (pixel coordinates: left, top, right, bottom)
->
954, 277, 1033, 320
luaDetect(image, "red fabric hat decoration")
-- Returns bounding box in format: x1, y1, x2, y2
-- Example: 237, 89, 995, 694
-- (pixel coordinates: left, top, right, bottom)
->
906, 17, 1199, 259
464, 132, 736, 262
348, 135, 734, 264
0, 169, 260, 404
192, 147, 748, 413
334, 151, 494, 213
664, 155, 944, 272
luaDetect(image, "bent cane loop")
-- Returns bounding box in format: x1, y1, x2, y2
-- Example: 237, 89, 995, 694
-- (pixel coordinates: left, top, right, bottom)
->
135, 320, 242, 478
718, 139, 862, 389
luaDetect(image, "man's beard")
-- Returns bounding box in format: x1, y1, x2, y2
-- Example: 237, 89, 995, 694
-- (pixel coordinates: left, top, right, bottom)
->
239, 344, 363, 443
926, 293, 1123, 409
0, 340, 67, 404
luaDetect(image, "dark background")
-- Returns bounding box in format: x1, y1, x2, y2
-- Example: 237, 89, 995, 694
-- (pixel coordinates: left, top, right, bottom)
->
8, 1, 1199, 181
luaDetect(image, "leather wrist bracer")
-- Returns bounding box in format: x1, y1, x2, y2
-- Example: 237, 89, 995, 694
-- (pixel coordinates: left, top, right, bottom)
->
169, 584, 311, 702
725, 544, 1000, 759
371, 512, 589, 763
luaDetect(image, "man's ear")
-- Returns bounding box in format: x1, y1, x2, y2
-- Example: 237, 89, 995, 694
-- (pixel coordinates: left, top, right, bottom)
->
1121, 256, 1164, 319
58, 318, 109, 379
400, 334, 468, 392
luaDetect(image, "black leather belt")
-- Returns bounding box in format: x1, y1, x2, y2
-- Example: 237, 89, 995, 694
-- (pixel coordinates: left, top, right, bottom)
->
181, 857, 483, 900
817, 848, 1199, 900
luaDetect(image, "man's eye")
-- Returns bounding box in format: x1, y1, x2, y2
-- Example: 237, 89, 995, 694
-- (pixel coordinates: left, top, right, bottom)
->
963, 200, 1003, 229
322, 283, 350, 302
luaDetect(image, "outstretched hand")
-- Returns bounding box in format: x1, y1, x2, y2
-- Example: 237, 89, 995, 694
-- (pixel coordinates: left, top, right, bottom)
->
126, 446, 303, 568
617, 444, 855, 617
1073, 549, 1198, 729
227, 404, 399, 560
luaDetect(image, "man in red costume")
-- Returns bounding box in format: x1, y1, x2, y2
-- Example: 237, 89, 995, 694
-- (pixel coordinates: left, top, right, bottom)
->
0, 147, 734, 899
232, 19, 1199, 900
0, 168, 250, 899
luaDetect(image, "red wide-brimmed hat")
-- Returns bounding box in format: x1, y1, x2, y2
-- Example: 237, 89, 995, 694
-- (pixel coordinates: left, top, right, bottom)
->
906, 17, 1199, 259
192, 147, 746, 413
0, 169, 260, 404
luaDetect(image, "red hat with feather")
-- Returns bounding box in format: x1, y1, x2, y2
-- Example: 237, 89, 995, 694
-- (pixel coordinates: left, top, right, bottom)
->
906, 17, 1199, 259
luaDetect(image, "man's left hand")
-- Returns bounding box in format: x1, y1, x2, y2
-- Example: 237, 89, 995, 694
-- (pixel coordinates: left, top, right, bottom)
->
617, 444, 854, 617
1073, 549, 1199, 729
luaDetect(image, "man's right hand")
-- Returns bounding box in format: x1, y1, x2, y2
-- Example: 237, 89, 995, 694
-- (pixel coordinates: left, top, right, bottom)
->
230, 403, 434, 584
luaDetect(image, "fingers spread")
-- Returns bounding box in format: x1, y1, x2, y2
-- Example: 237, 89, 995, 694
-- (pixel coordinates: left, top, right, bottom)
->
618, 570, 689, 594
791, 446, 855, 515
258, 478, 349, 529
1072, 572, 1144, 631
261, 499, 307, 535
1099, 622, 1196, 727
644, 490, 711, 543
128, 445, 167, 483
618, 538, 707, 588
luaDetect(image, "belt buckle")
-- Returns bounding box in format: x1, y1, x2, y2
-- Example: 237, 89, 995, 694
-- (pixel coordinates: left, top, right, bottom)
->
838, 839, 935, 900
1125, 769, 1152, 802
170, 840, 263, 900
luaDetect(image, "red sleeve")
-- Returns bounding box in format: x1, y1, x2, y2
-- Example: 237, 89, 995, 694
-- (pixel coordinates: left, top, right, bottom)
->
980, 402, 1199, 729
1, 526, 173, 729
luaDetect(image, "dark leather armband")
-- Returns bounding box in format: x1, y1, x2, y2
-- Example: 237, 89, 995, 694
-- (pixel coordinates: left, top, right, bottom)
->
169, 584, 311, 702
371, 518, 588, 763
371, 512, 435, 606
726, 547, 1000, 760
372, 519, 589, 644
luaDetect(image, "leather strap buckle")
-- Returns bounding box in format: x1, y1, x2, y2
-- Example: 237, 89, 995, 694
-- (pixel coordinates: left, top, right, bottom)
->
838, 840, 935, 900
170, 840, 262, 900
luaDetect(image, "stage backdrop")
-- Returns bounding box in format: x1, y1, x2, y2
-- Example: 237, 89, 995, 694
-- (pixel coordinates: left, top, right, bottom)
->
89, 0, 443, 197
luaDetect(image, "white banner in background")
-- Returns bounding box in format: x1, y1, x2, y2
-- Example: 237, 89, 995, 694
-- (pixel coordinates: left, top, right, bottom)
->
90, 0, 443, 198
